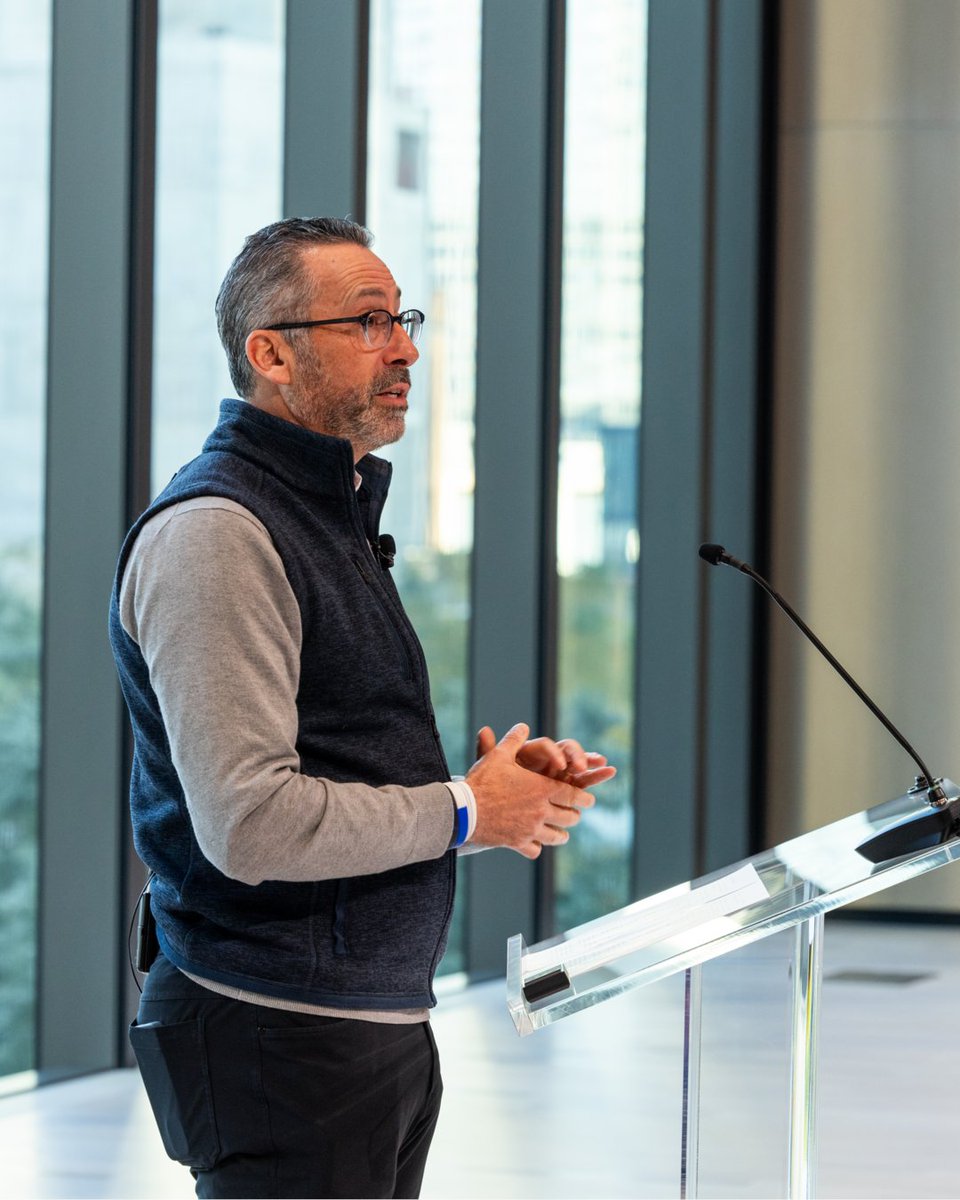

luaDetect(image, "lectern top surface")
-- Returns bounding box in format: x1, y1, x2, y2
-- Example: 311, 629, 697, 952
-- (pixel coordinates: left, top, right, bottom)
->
507, 779, 960, 1035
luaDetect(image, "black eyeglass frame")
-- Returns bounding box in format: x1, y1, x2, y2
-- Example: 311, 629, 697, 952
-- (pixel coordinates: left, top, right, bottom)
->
262, 308, 426, 348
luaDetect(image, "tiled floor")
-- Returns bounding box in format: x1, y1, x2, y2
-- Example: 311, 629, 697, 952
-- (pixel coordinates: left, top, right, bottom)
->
1, 918, 958, 1199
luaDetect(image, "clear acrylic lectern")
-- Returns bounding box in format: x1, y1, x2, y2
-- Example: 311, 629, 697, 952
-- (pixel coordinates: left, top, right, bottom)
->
506, 779, 960, 1199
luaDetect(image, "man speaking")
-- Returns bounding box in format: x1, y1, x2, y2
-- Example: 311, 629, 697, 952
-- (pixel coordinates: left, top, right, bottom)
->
109, 217, 615, 1199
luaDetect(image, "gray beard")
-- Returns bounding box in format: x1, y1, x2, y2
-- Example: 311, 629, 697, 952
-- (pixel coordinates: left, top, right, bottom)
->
305, 388, 406, 454
289, 357, 409, 456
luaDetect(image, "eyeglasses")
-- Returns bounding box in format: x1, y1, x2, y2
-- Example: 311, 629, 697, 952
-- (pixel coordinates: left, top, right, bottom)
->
263, 308, 425, 350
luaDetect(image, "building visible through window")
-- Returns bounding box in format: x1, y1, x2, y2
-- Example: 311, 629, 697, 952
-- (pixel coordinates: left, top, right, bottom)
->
396, 128, 422, 190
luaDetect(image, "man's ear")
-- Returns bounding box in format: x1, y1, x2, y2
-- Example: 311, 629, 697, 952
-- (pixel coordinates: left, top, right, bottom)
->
245, 329, 293, 388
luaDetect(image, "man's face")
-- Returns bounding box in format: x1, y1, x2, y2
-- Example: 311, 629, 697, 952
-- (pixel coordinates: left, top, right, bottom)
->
280, 243, 419, 459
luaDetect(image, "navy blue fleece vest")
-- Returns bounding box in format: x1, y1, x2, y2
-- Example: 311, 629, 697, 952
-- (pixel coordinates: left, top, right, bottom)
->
109, 399, 455, 1009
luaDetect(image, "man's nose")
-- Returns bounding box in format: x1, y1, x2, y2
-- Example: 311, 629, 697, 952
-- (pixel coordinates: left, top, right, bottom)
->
384, 322, 419, 366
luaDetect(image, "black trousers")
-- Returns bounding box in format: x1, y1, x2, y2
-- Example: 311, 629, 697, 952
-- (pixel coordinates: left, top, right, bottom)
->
130, 954, 443, 1199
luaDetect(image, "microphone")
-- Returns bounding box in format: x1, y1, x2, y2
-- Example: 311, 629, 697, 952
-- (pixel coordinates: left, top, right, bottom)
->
374, 534, 396, 569
699, 542, 959, 862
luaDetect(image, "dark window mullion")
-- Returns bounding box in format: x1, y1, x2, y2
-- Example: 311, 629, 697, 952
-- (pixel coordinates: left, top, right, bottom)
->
466, 0, 554, 974
41, 0, 138, 1074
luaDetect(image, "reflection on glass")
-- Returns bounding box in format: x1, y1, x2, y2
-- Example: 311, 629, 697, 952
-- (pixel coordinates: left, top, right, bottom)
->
151, 0, 284, 493
555, 0, 647, 932
0, 0, 50, 1079
367, 0, 481, 972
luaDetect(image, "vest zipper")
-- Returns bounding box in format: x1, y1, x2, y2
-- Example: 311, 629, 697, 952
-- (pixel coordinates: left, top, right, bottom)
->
354, 545, 450, 779
351, 557, 414, 681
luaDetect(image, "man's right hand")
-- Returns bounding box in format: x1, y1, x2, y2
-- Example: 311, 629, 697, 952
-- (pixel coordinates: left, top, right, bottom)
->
465, 724, 593, 859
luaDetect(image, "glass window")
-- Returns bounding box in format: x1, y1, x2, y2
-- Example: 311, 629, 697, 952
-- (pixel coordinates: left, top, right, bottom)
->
554, 0, 647, 931
151, 0, 285, 493
396, 129, 422, 190
0, 0, 51, 1081
367, 0, 481, 972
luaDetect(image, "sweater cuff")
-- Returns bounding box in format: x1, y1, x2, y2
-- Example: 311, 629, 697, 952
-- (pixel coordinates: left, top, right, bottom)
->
444, 778, 476, 848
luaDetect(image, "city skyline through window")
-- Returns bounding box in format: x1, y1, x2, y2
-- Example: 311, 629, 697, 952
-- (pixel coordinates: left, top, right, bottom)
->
554, 0, 647, 933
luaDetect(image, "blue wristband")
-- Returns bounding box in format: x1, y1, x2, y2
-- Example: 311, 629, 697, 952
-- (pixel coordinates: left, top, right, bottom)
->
453, 800, 470, 848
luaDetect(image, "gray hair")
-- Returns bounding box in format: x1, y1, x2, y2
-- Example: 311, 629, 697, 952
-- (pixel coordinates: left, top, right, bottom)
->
215, 216, 373, 398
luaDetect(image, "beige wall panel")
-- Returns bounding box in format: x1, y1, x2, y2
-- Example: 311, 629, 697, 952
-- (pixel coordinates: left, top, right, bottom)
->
781, 0, 960, 127
771, 1, 960, 911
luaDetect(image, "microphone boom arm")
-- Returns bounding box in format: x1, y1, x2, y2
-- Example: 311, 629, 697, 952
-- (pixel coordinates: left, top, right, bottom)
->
699, 542, 947, 810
